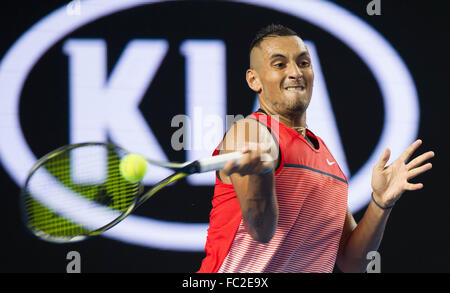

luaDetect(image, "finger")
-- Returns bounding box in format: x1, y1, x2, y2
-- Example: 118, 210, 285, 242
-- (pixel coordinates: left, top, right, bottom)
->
406, 151, 435, 170
260, 152, 274, 162
405, 182, 424, 191
226, 152, 253, 174
249, 144, 267, 162
247, 147, 259, 164
238, 151, 252, 168
222, 159, 239, 176
375, 148, 391, 170
245, 150, 265, 173
408, 163, 432, 179
244, 149, 272, 174
400, 139, 422, 162
261, 159, 274, 173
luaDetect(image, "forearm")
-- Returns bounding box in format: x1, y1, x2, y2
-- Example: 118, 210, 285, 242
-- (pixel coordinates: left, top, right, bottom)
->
337, 200, 391, 273
238, 172, 278, 243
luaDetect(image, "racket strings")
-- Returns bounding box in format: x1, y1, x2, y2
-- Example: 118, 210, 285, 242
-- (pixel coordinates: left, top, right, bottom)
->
23, 145, 140, 241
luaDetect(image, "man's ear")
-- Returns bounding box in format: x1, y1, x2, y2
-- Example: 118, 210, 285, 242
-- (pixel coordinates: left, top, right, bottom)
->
246, 69, 262, 93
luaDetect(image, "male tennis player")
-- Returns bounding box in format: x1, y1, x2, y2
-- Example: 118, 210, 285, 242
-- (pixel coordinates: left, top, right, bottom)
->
198, 24, 434, 273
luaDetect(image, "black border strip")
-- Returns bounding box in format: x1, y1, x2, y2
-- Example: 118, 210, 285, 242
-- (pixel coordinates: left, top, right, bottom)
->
284, 164, 347, 184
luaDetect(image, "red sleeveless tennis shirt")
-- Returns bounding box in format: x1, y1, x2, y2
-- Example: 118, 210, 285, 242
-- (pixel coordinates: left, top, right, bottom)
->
198, 112, 348, 273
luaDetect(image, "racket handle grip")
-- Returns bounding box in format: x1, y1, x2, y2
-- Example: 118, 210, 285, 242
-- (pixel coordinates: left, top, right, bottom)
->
197, 152, 243, 173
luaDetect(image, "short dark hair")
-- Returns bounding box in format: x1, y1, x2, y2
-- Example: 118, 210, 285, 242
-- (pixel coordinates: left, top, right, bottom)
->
249, 24, 299, 55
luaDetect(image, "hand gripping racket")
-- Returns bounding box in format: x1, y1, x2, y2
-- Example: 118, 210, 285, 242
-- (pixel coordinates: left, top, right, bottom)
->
21, 142, 243, 243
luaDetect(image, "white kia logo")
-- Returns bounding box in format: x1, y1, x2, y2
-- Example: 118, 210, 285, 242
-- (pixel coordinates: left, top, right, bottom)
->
0, 0, 419, 251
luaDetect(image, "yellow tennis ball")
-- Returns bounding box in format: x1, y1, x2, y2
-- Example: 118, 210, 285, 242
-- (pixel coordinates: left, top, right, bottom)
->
119, 154, 147, 183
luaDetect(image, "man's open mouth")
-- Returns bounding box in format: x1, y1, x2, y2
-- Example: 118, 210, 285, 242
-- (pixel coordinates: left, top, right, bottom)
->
285, 85, 305, 91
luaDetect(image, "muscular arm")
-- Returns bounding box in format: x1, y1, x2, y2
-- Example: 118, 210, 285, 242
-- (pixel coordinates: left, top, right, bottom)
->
219, 118, 279, 243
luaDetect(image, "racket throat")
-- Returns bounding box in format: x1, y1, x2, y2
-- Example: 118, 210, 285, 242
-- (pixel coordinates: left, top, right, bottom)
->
179, 161, 201, 174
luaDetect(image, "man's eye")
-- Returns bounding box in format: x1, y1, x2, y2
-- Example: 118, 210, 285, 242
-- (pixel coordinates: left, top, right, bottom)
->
300, 61, 310, 67
274, 63, 284, 68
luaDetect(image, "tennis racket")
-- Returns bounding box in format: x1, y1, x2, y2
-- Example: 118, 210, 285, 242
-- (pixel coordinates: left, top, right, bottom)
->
21, 142, 243, 243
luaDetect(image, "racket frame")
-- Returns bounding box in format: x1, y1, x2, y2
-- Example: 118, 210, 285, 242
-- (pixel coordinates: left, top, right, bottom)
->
20, 142, 208, 243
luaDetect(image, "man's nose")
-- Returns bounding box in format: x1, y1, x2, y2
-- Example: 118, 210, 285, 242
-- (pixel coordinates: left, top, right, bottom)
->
287, 62, 303, 80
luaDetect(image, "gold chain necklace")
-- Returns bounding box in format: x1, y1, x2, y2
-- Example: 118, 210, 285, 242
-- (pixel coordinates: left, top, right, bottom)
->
292, 126, 307, 137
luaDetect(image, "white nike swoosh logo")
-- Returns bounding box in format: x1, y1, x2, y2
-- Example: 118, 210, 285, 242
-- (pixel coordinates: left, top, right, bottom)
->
326, 159, 336, 166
